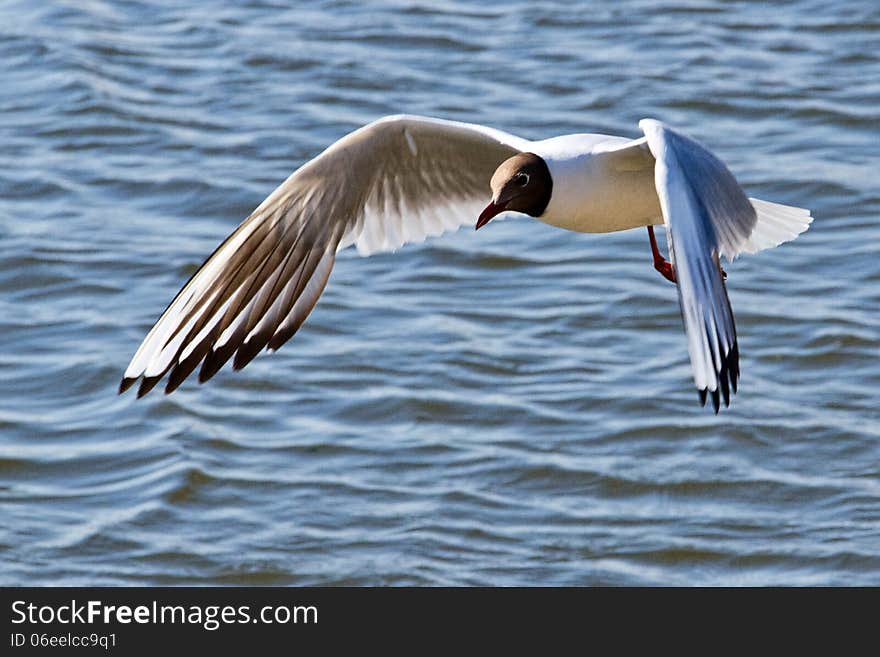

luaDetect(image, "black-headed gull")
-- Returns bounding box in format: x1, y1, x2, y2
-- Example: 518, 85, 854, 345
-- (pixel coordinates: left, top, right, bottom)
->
120, 115, 812, 412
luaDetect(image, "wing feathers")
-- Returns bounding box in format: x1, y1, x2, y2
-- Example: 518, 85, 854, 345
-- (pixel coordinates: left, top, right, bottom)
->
641, 119, 750, 410
122, 115, 525, 395
233, 246, 325, 371
267, 248, 335, 352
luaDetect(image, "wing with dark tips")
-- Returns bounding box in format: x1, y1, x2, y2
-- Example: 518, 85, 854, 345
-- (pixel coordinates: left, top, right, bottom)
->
635, 120, 755, 411
606, 121, 811, 411
120, 115, 528, 396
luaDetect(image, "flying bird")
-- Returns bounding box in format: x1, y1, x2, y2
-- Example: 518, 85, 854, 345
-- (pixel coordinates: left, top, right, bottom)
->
120, 115, 812, 412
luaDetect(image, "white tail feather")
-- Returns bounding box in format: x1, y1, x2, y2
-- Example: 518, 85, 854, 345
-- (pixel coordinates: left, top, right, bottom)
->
736, 198, 813, 256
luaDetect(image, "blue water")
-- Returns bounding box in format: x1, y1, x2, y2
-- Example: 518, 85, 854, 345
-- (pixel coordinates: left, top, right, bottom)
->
1, 0, 878, 585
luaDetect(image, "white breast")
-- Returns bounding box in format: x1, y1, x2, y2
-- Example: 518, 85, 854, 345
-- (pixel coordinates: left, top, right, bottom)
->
530, 134, 662, 233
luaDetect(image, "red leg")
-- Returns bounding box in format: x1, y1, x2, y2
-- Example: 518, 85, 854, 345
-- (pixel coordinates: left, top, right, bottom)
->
647, 226, 728, 283
648, 226, 676, 284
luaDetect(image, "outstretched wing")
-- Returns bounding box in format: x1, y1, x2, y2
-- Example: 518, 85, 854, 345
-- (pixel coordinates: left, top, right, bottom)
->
121, 114, 528, 397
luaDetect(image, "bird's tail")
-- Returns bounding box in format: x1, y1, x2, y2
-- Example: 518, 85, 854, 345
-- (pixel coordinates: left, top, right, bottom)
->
736, 198, 813, 256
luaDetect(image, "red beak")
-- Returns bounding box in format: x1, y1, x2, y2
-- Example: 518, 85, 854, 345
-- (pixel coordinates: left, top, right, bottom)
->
476, 200, 509, 230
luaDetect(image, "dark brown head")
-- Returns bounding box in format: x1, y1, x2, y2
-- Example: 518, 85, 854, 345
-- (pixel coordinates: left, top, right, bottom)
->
476, 152, 553, 230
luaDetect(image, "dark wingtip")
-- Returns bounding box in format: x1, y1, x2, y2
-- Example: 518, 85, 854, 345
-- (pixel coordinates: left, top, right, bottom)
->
137, 375, 161, 399
697, 387, 721, 413
165, 369, 186, 395
720, 370, 730, 408
729, 341, 740, 394
232, 340, 264, 372
165, 342, 213, 395
119, 377, 137, 395
267, 325, 299, 352
696, 339, 740, 413
199, 344, 235, 384
721, 340, 737, 406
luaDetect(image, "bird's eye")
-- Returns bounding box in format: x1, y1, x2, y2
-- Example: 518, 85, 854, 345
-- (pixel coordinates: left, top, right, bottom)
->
514, 173, 529, 187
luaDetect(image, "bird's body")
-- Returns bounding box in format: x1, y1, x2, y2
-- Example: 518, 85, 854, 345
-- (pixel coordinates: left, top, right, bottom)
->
121, 114, 812, 411
529, 134, 662, 233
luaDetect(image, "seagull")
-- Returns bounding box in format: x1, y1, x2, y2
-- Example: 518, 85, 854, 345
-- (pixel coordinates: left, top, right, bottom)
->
120, 115, 812, 412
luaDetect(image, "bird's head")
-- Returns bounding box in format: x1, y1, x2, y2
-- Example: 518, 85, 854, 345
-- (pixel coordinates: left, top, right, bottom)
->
476, 152, 553, 230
